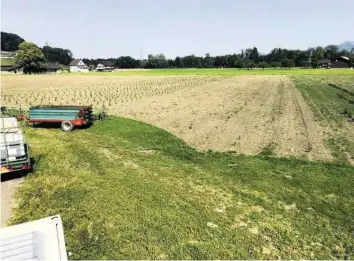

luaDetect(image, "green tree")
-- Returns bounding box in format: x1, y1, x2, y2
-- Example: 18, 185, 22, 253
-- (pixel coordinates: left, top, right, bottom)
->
145, 54, 168, 68
314, 46, 324, 60
15, 42, 46, 73
175, 56, 184, 68
281, 58, 295, 69
203, 53, 214, 68
1, 31, 24, 51
258, 62, 269, 70
116, 56, 139, 68
234, 59, 244, 70
249, 47, 259, 62
271, 62, 279, 69
42, 45, 73, 65
324, 45, 339, 60
244, 59, 256, 70
301, 61, 311, 68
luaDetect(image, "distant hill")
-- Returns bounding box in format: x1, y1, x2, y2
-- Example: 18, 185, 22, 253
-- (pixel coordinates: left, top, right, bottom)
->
1, 32, 24, 51
338, 41, 354, 51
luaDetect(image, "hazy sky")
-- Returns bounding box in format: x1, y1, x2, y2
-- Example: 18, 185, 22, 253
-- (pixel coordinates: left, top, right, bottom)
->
1, 0, 353, 59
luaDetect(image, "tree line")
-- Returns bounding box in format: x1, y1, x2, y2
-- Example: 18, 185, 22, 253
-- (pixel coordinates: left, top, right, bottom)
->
2, 31, 354, 70
2, 32, 73, 66
84, 46, 354, 69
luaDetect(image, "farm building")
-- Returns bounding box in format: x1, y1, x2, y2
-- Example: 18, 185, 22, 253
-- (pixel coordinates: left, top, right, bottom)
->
1, 50, 18, 58
331, 56, 351, 68
1, 64, 23, 74
1, 62, 64, 74
45, 62, 63, 73
69, 59, 89, 72
317, 59, 331, 68
95, 62, 114, 72
96, 63, 105, 71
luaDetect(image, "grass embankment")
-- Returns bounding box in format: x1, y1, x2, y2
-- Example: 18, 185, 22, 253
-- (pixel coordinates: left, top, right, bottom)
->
10, 117, 354, 259
293, 76, 354, 165
62, 68, 354, 76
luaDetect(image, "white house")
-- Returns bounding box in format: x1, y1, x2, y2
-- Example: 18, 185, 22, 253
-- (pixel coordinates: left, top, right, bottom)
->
96, 63, 105, 71
69, 59, 89, 72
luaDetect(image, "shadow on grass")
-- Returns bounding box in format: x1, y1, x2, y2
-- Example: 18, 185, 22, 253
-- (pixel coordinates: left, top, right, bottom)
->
29, 122, 93, 131
1, 170, 28, 182
1, 157, 36, 182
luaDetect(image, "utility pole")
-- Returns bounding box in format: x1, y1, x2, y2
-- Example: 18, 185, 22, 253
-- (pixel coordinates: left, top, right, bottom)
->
308, 49, 313, 64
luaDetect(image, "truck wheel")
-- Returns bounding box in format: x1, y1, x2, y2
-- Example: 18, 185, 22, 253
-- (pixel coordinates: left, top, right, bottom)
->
61, 121, 74, 131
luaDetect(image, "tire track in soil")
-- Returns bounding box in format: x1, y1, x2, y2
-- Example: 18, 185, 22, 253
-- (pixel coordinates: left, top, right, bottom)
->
115, 75, 332, 162
225, 77, 280, 154
288, 77, 354, 164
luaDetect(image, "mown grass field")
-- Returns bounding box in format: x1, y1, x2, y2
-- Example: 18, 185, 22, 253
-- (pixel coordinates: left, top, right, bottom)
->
9, 116, 354, 259
84, 68, 353, 76
293, 76, 354, 165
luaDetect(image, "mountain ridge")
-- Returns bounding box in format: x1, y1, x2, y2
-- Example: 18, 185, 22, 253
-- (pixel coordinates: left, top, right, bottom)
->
338, 41, 354, 51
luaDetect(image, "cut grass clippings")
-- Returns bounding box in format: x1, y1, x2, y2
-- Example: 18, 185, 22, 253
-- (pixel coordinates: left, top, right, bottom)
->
10, 116, 354, 259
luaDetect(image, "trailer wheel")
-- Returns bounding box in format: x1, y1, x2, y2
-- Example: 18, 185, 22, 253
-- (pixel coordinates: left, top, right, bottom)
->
61, 121, 74, 131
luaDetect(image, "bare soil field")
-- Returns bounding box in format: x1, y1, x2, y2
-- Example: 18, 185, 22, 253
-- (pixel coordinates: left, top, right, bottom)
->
1, 75, 341, 161
114, 75, 332, 161
1, 75, 219, 109
2, 75, 331, 160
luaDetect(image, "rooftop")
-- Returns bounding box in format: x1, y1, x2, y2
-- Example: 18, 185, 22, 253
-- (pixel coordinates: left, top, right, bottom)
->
69, 59, 82, 66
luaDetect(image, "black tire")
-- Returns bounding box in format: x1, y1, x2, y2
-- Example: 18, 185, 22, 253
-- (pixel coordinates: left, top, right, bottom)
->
101, 112, 106, 120
61, 121, 74, 131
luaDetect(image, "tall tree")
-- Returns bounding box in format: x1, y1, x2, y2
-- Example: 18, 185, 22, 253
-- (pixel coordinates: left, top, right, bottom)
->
42, 45, 73, 65
1, 32, 24, 51
145, 54, 168, 68
249, 47, 259, 62
281, 58, 294, 69
234, 59, 244, 70
324, 45, 339, 60
271, 62, 279, 69
244, 59, 256, 70
175, 56, 184, 68
116, 56, 139, 68
203, 53, 214, 68
258, 62, 269, 70
314, 46, 325, 60
15, 42, 46, 73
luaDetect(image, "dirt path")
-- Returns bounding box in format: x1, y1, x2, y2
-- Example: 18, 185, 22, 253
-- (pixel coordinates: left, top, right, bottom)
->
1, 177, 22, 227
114, 75, 332, 161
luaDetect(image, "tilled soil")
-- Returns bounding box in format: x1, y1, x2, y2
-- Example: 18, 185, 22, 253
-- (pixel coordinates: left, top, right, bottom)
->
114, 75, 332, 161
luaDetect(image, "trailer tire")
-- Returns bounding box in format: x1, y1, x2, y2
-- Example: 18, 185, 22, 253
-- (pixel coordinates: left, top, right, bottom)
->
61, 121, 74, 131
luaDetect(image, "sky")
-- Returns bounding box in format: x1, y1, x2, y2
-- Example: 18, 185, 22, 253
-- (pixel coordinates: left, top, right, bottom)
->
1, 0, 353, 59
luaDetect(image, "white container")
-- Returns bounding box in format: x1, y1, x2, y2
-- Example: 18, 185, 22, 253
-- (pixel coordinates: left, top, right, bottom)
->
0, 117, 18, 130
0, 118, 27, 162
0, 215, 68, 261
0, 130, 24, 145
